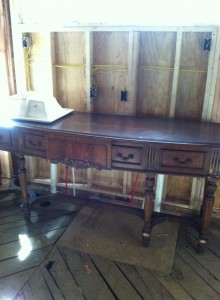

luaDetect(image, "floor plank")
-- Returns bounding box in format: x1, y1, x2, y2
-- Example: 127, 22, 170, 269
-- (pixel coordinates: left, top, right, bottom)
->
40, 264, 66, 300
14, 292, 26, 300
90, 254, 143, 300
0, 190, 220, 300
172, 254, 220, 300
0, 202, 78, 231
151, 269, 193, 300
177, 245, 220, 293
0, 246, 52, 277
0, 227, 66, 261
116, 262, 153, 299
0, 268, 36, 299
135, 266, 175, 300
42, 247, 85, 299
59, 246, 116, 300
22, 268, 54, 300
0, 215, 74, 245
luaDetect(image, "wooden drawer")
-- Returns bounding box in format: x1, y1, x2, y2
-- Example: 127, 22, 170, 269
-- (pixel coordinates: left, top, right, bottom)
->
21, 131, 46, 157
46, 135, 111, 169
0, 129, 11, 145
0, 129, 12, 150
23, 133, 45, 150
112, 145, 144, 170
158, 146, 210, 175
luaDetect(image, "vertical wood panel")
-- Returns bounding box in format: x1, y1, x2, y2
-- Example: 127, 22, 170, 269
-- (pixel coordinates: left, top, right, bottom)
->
36, 158, 50, 179
126, 31, 140, 116
175, 72, 207, 120
92, 32, 129, 115
85, 31, 93, 112
169, 31, 182, 117
9, 0, 26, 92
91, 169, 124, 192
166, 176, 193, 203
54, 32, 86, 111
28, 32, 55, 96
137, 32, 176, 117
175, 32, 210, 120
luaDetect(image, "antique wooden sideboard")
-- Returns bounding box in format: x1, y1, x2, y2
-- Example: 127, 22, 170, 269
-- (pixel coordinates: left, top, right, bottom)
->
1, 112, 220, 252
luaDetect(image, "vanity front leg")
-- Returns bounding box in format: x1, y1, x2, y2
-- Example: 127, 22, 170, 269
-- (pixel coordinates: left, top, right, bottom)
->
17, 155, 30, 221
142, 174, 155, 247
198, 176, 218, 253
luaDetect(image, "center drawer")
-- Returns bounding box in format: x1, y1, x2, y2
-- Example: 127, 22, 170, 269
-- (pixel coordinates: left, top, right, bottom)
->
46, 134, 111, 170
111, 144, 144, 170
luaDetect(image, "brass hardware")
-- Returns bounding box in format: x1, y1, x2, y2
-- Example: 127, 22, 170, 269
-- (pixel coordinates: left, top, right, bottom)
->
117, 153, 134, 161
28, 139, 42, 147
173, 157, 192, 164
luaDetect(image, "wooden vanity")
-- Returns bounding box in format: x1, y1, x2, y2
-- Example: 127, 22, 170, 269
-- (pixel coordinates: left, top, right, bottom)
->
1, 112, 220, 252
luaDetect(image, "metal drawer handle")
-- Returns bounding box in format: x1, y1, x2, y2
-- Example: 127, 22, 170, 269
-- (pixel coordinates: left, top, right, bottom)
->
28, 140, 42, 147
173, 157, 192, 164
117, 152, 134, 161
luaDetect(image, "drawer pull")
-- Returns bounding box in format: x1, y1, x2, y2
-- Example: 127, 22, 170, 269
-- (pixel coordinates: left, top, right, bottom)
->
117, 152, 134, 161
173, 157, 192, 164
28, 140, 42, 148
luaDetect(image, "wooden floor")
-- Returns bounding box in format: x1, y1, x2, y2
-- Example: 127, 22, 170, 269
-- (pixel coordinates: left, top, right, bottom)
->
0, 188, 220, 300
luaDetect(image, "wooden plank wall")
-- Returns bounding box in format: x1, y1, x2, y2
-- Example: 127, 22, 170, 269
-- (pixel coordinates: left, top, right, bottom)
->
8, 21, 220, 211
137, 31, 175, 117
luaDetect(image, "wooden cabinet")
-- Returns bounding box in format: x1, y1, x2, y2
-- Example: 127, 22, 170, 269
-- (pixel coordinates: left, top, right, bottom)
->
1, 112, 220, 252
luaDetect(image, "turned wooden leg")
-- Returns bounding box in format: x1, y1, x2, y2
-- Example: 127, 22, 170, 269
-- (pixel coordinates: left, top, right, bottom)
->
198, 176, 218, 253
17, 155, 30, 221
142, 174, 155, 247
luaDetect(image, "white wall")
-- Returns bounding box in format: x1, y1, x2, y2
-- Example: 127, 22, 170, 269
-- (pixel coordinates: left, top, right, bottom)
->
16, 0, 220, 26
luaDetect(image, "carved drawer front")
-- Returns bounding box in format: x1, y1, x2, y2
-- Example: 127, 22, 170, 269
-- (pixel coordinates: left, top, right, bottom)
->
22, 132, 46, 157
46, 135, 111, 170
0, 129, 12, 150
159, 146, 210, 175
112, 145, 144, 170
